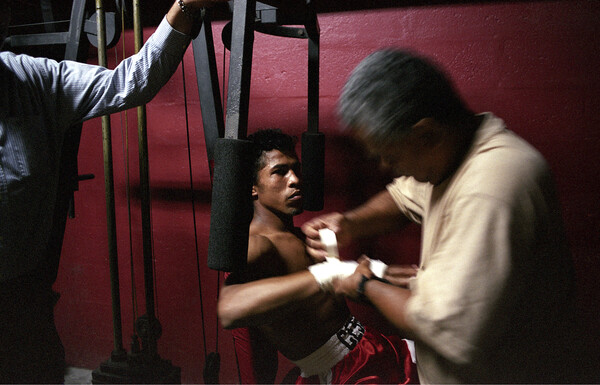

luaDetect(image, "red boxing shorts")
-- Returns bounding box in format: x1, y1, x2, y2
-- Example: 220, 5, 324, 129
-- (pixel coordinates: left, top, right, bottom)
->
293, 316, 418, 384
230, 326, 279, 384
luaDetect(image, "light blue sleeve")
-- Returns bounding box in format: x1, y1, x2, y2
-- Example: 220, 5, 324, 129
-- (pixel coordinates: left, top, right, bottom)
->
52, 16, 191, 125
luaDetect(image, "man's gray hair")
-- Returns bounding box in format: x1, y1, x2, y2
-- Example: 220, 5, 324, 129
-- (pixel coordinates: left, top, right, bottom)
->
338, 49, 470, 146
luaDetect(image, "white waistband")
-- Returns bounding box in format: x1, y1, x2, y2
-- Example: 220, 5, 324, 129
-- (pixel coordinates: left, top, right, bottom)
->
292, 317, 364, 379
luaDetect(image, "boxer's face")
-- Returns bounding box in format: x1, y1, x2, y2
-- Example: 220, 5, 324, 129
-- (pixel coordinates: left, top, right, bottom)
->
252, 149, 303, 217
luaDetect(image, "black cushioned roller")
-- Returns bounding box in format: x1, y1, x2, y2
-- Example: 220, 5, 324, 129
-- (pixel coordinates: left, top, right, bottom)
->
207, 138, 254, 271
301, 131, 325, 211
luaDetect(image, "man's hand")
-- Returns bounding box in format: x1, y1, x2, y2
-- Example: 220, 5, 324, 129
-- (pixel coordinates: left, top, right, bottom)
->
302, 212, 351, 262
184, 0, 226, 10
383, 264, 418, 288
167, 0, 228, 35
332, 256, 418, 301
331, 258, 373, 301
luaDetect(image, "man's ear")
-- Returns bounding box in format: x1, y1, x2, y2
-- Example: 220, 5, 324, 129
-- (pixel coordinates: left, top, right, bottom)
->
412, 117, 444, 148
251, 185, 258, 200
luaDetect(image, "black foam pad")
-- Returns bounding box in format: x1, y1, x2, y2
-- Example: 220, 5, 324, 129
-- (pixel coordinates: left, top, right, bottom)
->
301, 132, 325, 211
207, 138, 254, 271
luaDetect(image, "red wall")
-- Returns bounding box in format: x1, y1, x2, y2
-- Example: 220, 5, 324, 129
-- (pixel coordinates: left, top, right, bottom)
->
56, 1, 600, 383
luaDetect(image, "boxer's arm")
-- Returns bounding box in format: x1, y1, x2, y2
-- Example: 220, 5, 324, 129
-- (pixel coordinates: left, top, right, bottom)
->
218, 270, 321, 329
218, 235, 358, 329
218, 235, 321, 329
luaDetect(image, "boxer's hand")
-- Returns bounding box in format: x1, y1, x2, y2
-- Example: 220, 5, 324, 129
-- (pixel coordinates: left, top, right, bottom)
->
308, 258, 358, 291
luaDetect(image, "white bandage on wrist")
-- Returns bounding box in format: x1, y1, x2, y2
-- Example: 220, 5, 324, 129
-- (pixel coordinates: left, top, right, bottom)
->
318, 228, 339, 259
314, 228, 387, 288
308, 258, 358, 291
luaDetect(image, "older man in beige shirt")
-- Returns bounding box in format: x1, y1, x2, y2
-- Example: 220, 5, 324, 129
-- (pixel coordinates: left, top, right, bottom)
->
303, 49, 575, 383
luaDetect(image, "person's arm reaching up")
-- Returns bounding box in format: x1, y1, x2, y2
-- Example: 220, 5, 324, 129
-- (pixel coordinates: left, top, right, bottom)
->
302, 190, 410, 260
166, 0, 223, 36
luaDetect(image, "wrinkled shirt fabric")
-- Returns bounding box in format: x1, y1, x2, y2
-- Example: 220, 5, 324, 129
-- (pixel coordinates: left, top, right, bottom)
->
0, 17, 190, 281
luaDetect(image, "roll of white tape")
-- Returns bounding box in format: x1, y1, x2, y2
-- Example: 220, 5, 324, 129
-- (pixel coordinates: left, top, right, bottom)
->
369, 259, 388, 279
318, 228, 339, 259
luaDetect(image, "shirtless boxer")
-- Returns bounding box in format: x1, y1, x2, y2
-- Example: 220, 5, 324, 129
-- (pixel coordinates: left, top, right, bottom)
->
217, 129, 417, 384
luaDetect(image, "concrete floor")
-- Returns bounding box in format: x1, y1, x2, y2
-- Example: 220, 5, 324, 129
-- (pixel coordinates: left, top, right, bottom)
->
64, 367, 93, 384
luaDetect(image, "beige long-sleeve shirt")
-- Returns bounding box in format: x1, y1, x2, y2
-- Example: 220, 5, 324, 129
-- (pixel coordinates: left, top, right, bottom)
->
388, 113, 574, 383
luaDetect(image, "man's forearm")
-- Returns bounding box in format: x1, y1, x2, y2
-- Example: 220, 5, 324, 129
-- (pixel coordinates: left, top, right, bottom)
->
166, 1, 196, 36
362, 278, 416, 339
344, 190, 410, 239
166, 0, 221, 36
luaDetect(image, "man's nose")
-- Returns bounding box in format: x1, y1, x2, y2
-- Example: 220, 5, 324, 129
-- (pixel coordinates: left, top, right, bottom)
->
288, 170, 301, 185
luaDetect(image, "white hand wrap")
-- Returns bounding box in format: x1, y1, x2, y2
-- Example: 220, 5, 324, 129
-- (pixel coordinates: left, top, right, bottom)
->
313, 228, 387, 288
308, 258, 358, 291
318, 228, 339, 259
